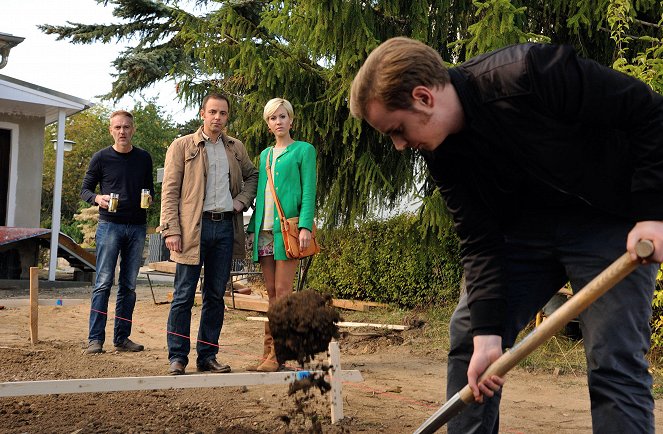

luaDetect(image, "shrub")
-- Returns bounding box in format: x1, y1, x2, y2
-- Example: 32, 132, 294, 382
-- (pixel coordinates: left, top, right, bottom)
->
307, 213, 463, 308
650, 265, 663, 360
74, 203, 99, 248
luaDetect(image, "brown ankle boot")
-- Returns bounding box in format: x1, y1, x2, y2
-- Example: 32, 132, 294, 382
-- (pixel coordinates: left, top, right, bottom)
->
247, 323, 273, 371
256, 346, 280, 372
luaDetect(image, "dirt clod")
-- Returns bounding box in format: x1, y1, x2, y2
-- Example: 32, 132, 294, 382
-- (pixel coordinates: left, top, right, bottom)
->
267, 290, 341, 366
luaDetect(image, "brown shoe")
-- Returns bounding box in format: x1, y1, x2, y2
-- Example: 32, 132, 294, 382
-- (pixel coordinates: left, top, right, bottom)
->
256, 348, 279, 372
169, 360, 186, 375
197, 359, 231, 373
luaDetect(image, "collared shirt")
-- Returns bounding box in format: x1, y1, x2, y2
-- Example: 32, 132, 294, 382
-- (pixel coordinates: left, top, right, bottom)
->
201, 131, 233, 212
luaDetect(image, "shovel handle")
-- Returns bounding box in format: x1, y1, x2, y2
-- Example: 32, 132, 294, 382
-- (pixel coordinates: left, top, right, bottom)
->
414, 239, 654, 434
469, 239, 654, 390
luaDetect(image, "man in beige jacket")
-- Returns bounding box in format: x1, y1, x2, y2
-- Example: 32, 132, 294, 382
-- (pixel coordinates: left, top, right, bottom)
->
159, 92, 258, 375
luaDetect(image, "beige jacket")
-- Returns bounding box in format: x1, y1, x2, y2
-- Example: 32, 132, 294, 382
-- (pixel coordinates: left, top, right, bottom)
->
158, 126, 258, 264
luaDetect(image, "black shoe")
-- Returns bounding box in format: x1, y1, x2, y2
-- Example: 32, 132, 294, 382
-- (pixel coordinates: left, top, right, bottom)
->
197, 359, 231, 373
169, 360, 186, 375
114, 338, 144, 352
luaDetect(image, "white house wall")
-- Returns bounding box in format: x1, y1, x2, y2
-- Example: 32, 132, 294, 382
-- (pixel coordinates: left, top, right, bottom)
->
0, 112, 45, 228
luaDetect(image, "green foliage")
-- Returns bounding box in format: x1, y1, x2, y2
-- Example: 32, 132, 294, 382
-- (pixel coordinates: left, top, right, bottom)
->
307, 213, 463, 308
41, 105, 111, 224
609, 0, 663, 93
452, 0, 550, 58
39, 0, 663, 230
130, 99, 180, 227
41, 100, 178, 235
651, 265, 663, 359
60, 221, 84, 244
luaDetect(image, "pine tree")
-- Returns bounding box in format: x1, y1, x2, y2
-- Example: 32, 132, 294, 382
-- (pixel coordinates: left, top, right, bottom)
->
41, 0, 663, 229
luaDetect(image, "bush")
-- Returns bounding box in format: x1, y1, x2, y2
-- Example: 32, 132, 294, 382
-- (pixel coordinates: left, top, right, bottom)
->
73, 203, 99, 248
39, 216, 83, 244
60, 221, 83, 244
650, 266, 663, 361
307, 213, 463, 308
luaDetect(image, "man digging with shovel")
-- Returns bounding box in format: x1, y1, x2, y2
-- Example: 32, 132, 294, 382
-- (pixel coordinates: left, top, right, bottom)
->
350, 37, 663, 433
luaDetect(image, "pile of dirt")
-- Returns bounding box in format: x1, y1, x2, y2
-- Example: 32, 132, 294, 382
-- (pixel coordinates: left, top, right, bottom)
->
268, 290, 340, 366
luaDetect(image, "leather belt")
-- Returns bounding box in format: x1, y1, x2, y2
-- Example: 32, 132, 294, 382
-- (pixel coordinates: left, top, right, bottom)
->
202, 211, 234, 221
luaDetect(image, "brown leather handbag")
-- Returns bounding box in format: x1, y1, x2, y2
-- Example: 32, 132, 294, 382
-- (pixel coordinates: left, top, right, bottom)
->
266, 148, 321, 259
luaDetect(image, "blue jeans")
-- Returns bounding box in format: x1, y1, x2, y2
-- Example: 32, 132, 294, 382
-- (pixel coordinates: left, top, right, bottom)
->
447, 208, 657, 434
167, 218, 233, 366
88, 221, 147, 346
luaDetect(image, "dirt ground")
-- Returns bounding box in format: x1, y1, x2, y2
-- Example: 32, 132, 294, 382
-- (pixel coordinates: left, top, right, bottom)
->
1, 282, 662, 433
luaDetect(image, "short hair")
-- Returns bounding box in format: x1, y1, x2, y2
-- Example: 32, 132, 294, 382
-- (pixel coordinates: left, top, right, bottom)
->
109, 110, 134, 124
349, 37, 450, 119
201, 92, 231, 111
263, 98, 294, 123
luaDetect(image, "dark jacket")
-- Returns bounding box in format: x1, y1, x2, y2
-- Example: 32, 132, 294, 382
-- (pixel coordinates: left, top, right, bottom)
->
422, 43, 663, 336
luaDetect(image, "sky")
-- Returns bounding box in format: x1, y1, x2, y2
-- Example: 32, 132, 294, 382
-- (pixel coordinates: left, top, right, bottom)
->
1, 0, 198, 124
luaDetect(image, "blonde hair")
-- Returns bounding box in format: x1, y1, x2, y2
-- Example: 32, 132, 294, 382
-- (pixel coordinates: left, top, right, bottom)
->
263, 98, 294, 123
349, 37, 450, 119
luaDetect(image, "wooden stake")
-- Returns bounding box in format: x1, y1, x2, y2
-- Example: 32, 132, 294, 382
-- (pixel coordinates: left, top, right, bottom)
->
29, 267, 39, 345
328, 341, 343, 424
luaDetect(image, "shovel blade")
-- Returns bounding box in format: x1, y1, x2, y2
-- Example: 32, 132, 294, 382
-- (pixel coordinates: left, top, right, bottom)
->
413, 392, 468, 434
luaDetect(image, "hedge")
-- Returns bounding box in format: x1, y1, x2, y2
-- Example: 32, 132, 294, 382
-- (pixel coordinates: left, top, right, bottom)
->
307, 213, 463, 308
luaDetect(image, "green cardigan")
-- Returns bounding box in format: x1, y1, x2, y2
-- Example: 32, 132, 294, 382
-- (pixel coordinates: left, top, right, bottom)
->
247, 141, 317, 261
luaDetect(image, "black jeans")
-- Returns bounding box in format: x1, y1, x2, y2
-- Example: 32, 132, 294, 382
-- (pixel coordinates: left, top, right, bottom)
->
447, 209, 657, 434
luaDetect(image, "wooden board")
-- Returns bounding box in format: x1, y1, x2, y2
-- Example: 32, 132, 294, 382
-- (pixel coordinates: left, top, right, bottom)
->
0, 370, 363, 398
148, 261, 180, 274
225, 295, 269, 312
330, 299, 388, 312
163, 292, 387, 313
29, 267, 38, 344
166, 292, 269, 313
246, 316, 409, 330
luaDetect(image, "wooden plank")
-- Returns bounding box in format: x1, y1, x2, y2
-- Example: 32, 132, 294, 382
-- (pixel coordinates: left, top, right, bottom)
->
246, 316, 409, 330
0, 370, 363, 398
148, 261, 179, 274
331, 299, 388, 311
29, 267, 38, 345
225, 295, 269, 312
166, 292, 270, 312
336, 321, 408, 331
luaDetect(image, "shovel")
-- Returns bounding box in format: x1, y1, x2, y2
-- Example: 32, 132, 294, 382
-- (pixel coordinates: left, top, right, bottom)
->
413, 239, 655, 434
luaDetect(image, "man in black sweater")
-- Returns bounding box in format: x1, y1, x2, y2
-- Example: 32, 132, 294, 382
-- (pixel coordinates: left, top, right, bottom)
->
81, 110, 154, 355
350, 37, 663, 433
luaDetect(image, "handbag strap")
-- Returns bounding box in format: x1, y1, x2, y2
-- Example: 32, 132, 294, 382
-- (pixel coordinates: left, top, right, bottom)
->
265, 148, 288, 226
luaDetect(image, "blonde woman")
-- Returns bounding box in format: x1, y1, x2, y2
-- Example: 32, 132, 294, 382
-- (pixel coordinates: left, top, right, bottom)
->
246, 98, 317, 371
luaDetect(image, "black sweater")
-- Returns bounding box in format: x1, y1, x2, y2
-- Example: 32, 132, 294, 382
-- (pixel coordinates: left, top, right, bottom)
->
422, 43, 663, 336
81, 146, 154, 225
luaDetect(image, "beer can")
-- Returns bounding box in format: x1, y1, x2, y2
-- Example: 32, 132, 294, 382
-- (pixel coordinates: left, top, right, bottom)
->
108, 193, 119, 213
140, 189, 150, 209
